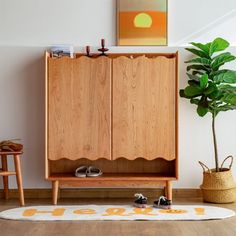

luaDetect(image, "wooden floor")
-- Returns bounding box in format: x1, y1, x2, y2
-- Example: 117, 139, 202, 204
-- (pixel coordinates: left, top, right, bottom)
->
0, 197, 236, 236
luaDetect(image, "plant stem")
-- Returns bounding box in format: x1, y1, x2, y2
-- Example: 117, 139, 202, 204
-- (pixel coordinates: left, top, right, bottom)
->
212, 112, 219, 172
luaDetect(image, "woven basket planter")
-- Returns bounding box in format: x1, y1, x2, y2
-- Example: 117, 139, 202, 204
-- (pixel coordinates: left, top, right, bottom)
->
199, 156, 236, 203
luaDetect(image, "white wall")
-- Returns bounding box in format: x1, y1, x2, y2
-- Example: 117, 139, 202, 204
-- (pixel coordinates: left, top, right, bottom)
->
0, 0, 236, 189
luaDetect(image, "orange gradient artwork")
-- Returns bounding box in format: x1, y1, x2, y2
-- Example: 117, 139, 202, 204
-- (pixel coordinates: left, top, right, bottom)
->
117, 0, 167, 46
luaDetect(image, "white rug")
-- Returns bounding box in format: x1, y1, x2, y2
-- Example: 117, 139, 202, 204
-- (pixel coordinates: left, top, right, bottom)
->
0, 205, 234, 221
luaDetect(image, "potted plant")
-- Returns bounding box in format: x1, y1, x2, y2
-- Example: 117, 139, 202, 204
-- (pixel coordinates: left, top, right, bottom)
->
180, 37, 236, 203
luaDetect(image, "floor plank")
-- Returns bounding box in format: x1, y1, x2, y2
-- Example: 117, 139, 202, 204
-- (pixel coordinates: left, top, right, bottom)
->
0, 198, 235, 236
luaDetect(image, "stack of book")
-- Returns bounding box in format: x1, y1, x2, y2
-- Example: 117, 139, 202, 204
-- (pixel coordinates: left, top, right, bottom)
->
51, 45, 74, 58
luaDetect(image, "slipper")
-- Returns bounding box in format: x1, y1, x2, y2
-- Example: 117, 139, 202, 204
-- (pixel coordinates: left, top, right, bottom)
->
86, 166, 103, 177
75, 166, 88, 178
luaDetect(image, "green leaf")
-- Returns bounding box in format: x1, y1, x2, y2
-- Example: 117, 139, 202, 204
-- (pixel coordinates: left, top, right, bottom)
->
192, 70, 205, 76
187, 73, 200, 81
185, 48, 210, 59
213, 70, 236, 83
207, 90, 221, 99
179, 89, 185, 97
215, 105, 236, 112
209, 38, 229, 56
197, 105, 208, 117
190, 42, 211, 55
200, 74, 208, 89
221, 94, 236, 105
211, 52, 236, 70
204, 82, 217, 95
190, 98, 200, 105
188, 80, 200, 87
218, 84, 236, 93
184, 86, 202, 97
179, 89, 191, 98
185, 57, 211, 65
187, 64, 210, 72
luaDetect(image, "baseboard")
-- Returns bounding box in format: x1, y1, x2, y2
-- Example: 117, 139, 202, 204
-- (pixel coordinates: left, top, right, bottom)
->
0, 188, 202, 199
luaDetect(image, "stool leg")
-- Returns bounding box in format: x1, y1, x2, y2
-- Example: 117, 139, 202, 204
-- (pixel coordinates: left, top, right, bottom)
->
1, 155, 9, 200
52, 180, 59, 205
13, 155, 25, 206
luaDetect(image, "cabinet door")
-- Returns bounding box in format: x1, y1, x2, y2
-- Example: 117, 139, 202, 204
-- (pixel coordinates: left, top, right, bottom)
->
48, 57, 111, 160
113, 56, 176, 161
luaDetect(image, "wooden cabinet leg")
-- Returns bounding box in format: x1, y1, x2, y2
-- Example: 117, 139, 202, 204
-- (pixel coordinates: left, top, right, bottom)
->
58, 186, 61, 200
1, 155, 9, 200
14, 155, 25, 206
52, 180, 59, 205
164, 186, 167, 197
166, 181, 172, 201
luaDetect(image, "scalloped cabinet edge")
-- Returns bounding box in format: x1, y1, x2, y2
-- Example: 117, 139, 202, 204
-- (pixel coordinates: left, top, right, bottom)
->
45, 52, 179, 205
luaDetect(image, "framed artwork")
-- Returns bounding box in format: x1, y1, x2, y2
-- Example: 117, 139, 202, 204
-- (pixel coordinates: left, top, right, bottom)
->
117, 0, 168, 46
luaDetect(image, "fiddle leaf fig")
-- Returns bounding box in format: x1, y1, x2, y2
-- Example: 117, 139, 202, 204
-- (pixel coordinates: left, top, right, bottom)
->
187, 64, 210, 73
188, 80, 200, 87
204, 82, 217, 95
211, 52, 236, 71
209, 38, 229, 56
190, 98, 200, 105
197, 105, 208, 117
215, 104, 236, 112
180, 37, 236, 172
185, 58, 211, 65
200, 74, 208, 89
218, 84, 236, 93
185, 48, 210, 59
192, 70, 205, 76
213, 70, 236, 83
184, 86, 202, 97
187, 73, 201, 81
190, 42, 211, 55
221, 93, 236, 105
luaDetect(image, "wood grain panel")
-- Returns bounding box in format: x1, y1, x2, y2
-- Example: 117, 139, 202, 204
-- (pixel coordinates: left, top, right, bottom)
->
113, 56, 176, 161
48, 56, 111, 160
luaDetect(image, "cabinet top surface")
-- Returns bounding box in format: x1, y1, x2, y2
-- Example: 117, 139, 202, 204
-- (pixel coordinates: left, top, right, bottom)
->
46, 51, 178, 60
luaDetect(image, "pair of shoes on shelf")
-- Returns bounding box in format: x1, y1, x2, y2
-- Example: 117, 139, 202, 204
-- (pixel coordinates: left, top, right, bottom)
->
134, 193, 172, 209
75, 166, 102, 177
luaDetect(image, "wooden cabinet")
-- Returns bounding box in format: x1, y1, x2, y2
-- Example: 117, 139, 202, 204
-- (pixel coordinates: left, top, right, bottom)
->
113, 56, 176, 160
45, 52, 178, 205
48, 57, 111, 161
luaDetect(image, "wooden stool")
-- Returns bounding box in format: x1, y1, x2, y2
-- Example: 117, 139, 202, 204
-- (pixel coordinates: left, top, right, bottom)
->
0, 151, 25, 206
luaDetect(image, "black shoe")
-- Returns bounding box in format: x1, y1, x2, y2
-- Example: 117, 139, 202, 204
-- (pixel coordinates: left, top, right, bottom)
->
153, 196, 172, 209
133, 193, 148, 208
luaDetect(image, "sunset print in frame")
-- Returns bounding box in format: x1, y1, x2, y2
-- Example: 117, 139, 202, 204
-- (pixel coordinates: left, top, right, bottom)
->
117, 0, 167, 46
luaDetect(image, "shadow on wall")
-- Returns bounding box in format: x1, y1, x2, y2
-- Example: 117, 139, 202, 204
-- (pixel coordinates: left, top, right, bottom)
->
175, 9, 236, 46
21, 54, 45, 187
0, 47, 48, 188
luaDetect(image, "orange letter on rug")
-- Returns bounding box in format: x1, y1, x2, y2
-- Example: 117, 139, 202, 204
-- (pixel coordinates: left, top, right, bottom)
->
23, 208, 65, 217
129, 207, 158, 216
159, 209, 187, 214
194, 208, 205, 215
73, 209, 96, 215
102, 208, 129, 216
